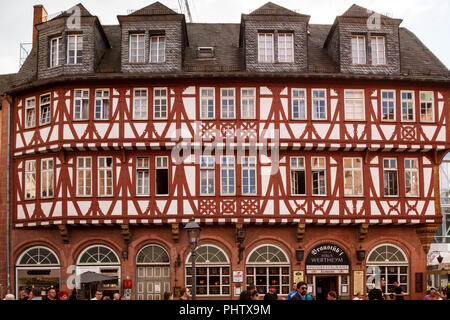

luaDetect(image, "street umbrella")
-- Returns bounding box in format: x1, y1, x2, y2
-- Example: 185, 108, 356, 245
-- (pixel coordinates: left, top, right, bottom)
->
78, 271, 118, 284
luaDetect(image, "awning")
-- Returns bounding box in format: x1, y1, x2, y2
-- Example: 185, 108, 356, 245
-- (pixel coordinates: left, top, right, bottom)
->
78, 271, 118, 284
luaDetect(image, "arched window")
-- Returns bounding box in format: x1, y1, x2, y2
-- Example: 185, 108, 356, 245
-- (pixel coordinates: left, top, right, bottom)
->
366, 244, 409, 294
246, 244, 290, 295
77, 245, 120, 265
185, 245, 230, 296
136, 245, 170, 265
17, 246, 59, 266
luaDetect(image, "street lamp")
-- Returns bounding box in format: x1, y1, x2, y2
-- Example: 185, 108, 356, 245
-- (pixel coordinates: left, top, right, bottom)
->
184, 219, 201, 300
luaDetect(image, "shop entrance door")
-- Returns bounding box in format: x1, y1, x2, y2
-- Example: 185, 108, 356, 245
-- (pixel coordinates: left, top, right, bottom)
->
136, 266, 171, 300
315, 276, 338, 300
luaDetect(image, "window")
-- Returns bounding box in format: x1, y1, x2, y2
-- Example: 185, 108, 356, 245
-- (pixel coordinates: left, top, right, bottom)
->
343, 158, 363, 196
185, 245, 231, 296
133, 89, 148, 120
67, 34, 83, 64
154, 88, 168, 119
200, 156, 215, 196
77, 245, 120, 265
17, 246, 59, 266
25, 98, 36, 129
150, 36, 165, 63
366, 244, 409, 295
41, 158, 54, 198
77, 157, 92, 196
371, 36, 386, 65
241, 88, 256, 119
39, 94, 51, 125
220, 156, 235, 195
290, 157, 306, 195
258, 33, 274, 63
312, 89, 327, 120
401, 91, 415, 122
221, 89, 235, 119
136, 245, 170, 264
420, 91, 434, 122
438, 158, 450, 243
200, 88, 215, 119
278, 33, 294, 63
242, 156, 257, 195
129, 34, 145, 63
312, 157, 326, 196
246, 245, 290, 295
74, 89, 89, 120
292, 89, 306, 120
136, 157, 150, 196
381, 90, 395, 121
98, 157, 113, 196
24, 160, 36, 200
50, 36, 62, 68
94, 89, 109, 120
351, 35, 366, 64
344, 89, 365, 121
156, 156, 169, 195
383, 159, 398, 196
404, 159, 419, 197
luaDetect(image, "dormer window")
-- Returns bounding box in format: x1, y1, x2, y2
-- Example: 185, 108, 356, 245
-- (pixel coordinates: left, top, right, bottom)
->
129, 34, 146, 63
351, 35, 366, 65
197, 47, 215, 59
278, 33, 294, 63
371, 36, 386, 65
150, 35, 165, 63
50, 36, 63, 68
67, 34, 83, 64
258, 33, 274, 63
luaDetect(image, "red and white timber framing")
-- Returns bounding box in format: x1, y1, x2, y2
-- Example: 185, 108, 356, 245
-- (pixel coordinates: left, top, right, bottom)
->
11, 82, 450, 228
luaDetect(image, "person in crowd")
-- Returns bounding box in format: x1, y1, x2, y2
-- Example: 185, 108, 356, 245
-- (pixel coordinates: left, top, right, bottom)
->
264, 286, 278, 300
19, 289, 29, 301
288, 283, 298, 300
45, 288, 58, 300
91, 290, 103, 300
352, 292, 363, 300
326, 291, 337, 300
57, 291, 69, 300
250, 290, 259, 300
28, 288, 43, 300
435, 292, 443, 300
368, 278, 385, 300
291, 282, 313, 300
239, 290, 251, 301
113, 293, 121, 300
393, 281, 404, 300
3, 294, 15, 300
424, 288, 438, 300
69, 289, 77, 300
179, 287, 191, 300
163, 292, 174, 300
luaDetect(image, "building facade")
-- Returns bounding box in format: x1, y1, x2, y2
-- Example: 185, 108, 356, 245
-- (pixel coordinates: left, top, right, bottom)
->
1, 2, 450, 300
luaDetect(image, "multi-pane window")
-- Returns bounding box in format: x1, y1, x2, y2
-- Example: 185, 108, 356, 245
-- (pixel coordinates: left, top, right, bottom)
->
156, 156, 169, 196
95, 89, 109, 120
133, 89, 148, 120
221, 89, 235, 119
154, 88, 168, 119
200, 88, 215, 119
241, 88, 256, 119
351, 35, 366, 64
50, 36, 63, 68
290, 157, 306, 195
312, 89, 327, 120
278, 33, 294, 63
344, 90, 365, 121
242, 156, 256, 195
401, 91, 415, 122
150, 36, 165, 63
39, 94, 51, 125
24, 160, 36, 200
312, 157, 326, 196
67, 34, 83, 64
98, 157, 113, 196
136, 157, 150, 196
200, 156, 215, 196
292, 89, 306, 120
383, 159, 398, 196
220, 156, 235, 195
41, 158, 54, 198
74, 89, 89, 120
420, 91, 434, 122
129, 34, 145, 63
381, 90, 395, 121
25, 98, 36, 129
77, 157, 92, 196
258, 33, 274, 63
371, 36, 386, 65
404, 159, 419, 197
343, 158, 363, 196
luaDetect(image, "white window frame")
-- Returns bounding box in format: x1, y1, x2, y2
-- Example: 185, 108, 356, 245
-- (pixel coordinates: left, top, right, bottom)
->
419, 91, 434, 123
155, 156, 169, 196
25, 97, 36, 129
291, 89, 307, 120
371, 36, 386, 65
150, 35, 165, 63
311, 157, 326, 196
200, 88, 215, 120
220, 88, 235, 119
312, 89, 327, 120
343, 157, 363, 196
153, 88, 168, 120
404, 158, 419, 197
77, 157, 92, 197
67, 34, 83, 65
401, 91, 415, 122
98, 157, 113, 197
278, 33, 294, 63
50, 36, 62, 68
383, 158, 398, 197
24, 160, 36, 200
74, 89, 90, 120
381, 90, 396, 122
39, 93, 51, 126
344, 89, 365, 121
133, 88, 148, 120
241, 88, 256, 120
136, 157, 150, 196
258, 33, 274, 63
200, 156, 215, 196
41, 158, 54, 199
220, 156, 235, 196
290, 157, 306, 196
351, 35, 366, 65
129, 33, 146, 63
241, 156, 257, 196
94, 89, 109, 120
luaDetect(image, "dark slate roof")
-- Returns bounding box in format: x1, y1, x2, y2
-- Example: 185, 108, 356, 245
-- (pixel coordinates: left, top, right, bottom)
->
129, 1, 178, 16
49, 3, 94, 21
0, 74, 14, 94
98, 25, 122, 73
250, 2, 309, 17
308, 24, 338, 73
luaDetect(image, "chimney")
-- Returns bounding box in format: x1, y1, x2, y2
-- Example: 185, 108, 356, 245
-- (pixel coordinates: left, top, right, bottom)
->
33, 5, 48, 45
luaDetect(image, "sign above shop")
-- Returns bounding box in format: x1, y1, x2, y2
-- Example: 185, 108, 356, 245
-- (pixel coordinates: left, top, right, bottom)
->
306, 243, 350, 274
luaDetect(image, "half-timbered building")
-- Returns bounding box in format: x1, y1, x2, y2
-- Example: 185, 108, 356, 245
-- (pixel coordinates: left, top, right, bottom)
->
1, 2, 450, 299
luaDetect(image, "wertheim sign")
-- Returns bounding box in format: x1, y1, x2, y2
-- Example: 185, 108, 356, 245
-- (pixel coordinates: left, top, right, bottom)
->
306, 243, 350, 274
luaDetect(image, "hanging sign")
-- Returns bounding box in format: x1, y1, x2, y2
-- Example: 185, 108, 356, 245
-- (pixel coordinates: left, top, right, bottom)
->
306, 243, 350, 274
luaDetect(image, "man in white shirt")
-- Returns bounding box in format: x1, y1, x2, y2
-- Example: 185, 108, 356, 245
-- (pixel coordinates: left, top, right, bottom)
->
353, 292, 364, 300
91, 290, 103, 300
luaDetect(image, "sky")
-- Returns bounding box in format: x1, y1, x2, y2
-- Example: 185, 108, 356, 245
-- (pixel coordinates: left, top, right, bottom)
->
0, 0, 449, 74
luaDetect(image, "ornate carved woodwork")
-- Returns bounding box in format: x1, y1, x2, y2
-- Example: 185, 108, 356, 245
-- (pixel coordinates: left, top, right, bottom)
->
120, 224, 131, 244
415, 224, 439, 253
172, 223, 180, 242
357, 224, 369, 242
57, 224, 70, 244
296, 223, 306, 242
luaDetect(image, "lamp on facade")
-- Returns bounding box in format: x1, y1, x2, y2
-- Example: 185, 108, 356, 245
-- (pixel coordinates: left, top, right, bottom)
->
184, 219, 201, 300
295, 248, 304, 262
356, 246, 366, 262
437, 254, 444, 264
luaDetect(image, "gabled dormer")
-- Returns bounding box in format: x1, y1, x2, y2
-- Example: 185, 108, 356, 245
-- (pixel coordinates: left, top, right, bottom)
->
117, 1, 188, 73
324, 4, 403, 75
240, 2, 310, 73
35, 3, 110, 79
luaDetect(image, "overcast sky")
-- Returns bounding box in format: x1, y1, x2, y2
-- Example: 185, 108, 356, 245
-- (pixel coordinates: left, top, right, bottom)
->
0, 0, 448, 74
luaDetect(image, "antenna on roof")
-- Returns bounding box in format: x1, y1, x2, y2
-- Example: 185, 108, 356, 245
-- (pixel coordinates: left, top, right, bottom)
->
178, 0, 193, 22
19, 43, 32, 68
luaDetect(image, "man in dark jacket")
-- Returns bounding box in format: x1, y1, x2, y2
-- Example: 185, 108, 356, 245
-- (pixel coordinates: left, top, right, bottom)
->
291, 282, 313, 300
263, 286, 278, 300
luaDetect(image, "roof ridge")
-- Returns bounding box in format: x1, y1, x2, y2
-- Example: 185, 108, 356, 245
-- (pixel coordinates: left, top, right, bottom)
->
129, 1, 178, 16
